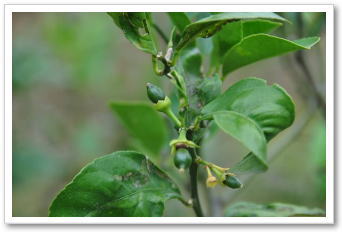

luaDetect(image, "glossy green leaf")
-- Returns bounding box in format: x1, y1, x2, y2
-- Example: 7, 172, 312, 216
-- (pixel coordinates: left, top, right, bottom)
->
214, 111, 267, 166
107, 12, 157, 55
211, 21, 242, 60
167, 12, 191, 32
224, 202, 325, 217
242, 19, 282, 37
110, 102, 167, 156
49, 151, 181, 217
202, 78, 295, 173
211, 19, 282, 67
203, 77, 295, 139
176, 12, 287, 51
210, 21, 242, 70
222, 34, 320, 76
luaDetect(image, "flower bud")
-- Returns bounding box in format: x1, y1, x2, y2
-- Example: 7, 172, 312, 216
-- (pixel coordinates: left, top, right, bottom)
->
146, 83, 166, 104
205, 166, 218, 188
206, 176, 218, 188
223, 175, 243, 189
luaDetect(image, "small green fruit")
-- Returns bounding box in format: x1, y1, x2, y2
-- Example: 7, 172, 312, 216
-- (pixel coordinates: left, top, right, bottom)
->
146, 83, 166, 104
223, 175, 243, 189
174, 148, 192, 170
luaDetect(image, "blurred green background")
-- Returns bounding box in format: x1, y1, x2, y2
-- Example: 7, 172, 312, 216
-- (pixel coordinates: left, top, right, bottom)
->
12, 12, 326, 217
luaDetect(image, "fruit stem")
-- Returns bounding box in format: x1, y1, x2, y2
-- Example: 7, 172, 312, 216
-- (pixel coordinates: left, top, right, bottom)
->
195, 156, 228, 173
165, 108, 182, 128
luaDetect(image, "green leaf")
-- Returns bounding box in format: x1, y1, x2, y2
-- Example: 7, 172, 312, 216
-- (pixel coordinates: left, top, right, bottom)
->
203, 78, 295, 139
49, 151, 181, 217
167, 12, 191, 32
176, 12, 287, 52
212, 21, 242, 59
211, 19, 282, 67
196, 74, 222, 105
202, 78, 295, 173
222, 34, 320, 76
214, 111, 267, 166
242, 19, 282, 37
107, 12, 157, 55
110, 102, 167, 157
224, 202, 325, 217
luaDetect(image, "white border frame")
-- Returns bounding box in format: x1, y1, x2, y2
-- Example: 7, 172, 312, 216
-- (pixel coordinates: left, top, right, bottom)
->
4, 4, 334, 224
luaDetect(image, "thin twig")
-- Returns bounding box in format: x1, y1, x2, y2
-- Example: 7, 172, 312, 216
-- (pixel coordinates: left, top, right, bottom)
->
188, 147, 204, 217
187, 131, 204, 216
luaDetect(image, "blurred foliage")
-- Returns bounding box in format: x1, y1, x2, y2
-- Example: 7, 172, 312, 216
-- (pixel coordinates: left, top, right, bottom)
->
13, 143, 64, 187
42, 13, 115, 88
12, 37, 64, 91
224, 201, 325, 217
12, 12, 326, 217
310, 119, 326, 202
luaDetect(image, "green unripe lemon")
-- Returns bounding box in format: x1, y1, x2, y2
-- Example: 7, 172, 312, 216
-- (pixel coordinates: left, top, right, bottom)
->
223, 175, 243, 189
173, 148, 192, 170
146, 83, 166, 104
